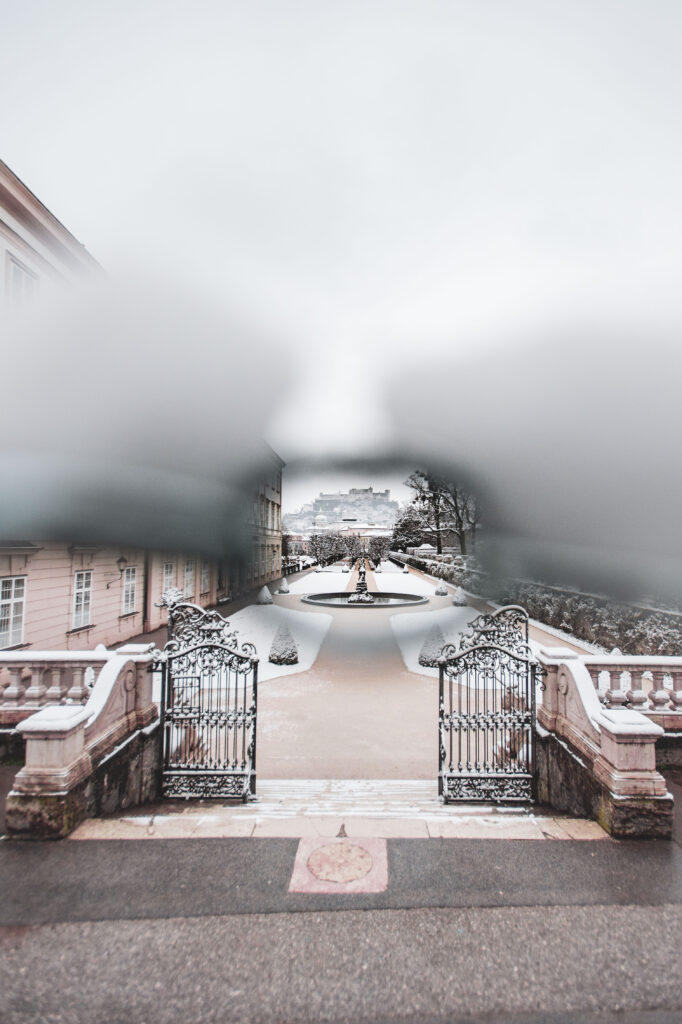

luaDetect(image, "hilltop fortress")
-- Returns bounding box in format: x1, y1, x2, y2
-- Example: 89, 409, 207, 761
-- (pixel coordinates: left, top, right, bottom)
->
284, 486, 400, 534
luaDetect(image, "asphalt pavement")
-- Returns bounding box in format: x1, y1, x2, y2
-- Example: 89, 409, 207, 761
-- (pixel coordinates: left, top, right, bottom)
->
1, 775, 682, 1024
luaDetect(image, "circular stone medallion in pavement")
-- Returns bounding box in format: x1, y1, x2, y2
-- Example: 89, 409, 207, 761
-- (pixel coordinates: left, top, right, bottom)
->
307, 842, 373, 883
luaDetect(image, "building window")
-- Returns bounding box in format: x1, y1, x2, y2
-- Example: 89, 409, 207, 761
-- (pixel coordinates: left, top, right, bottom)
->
184, 559, 194, 597
7, 255, 38, 310
73, 571, 92, 629
0, 576, 26, 648
163, 562, 174, 594
201, 559, 210, 594
122, 566, 136, 615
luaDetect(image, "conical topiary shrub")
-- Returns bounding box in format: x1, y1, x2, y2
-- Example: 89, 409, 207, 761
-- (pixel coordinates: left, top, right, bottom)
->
269, 622, 299, 665
402, 564, 410, 574
278, 578, 290, 594
256, 585, 273, 605
434, 581, 448, 596
452, 587, 468, 607
418, 624, 447, 667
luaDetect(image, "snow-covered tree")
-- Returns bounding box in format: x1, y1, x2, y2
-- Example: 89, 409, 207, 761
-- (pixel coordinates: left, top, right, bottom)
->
368, 535, 391, 566
391, 503, 426, 550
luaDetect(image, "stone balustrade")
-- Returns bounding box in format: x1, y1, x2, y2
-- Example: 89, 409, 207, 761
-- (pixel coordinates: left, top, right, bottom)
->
5, 644, 159, 839
536, 647, 673, 837
0, 648, 126, 727
579, 655, 682, 730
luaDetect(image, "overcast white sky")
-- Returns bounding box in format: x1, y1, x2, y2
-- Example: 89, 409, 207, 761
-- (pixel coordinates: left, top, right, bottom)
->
3, 1, 682, 594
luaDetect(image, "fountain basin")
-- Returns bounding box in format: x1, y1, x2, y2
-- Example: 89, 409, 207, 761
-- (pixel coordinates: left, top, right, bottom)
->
301, 591, 428, 608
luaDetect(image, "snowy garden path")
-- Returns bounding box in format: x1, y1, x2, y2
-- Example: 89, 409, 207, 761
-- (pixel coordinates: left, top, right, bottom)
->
257, 564, 453, 780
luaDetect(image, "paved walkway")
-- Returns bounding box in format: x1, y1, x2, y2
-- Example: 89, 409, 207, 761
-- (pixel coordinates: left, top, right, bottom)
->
257, 565, 455, 779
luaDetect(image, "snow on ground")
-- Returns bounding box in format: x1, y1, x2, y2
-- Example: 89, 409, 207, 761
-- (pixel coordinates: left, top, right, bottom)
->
228, 604, 332, 680
373, 566, 439, 596
287, 565, 349, 595
376, 559, 402, 573
390, 605, 479, 677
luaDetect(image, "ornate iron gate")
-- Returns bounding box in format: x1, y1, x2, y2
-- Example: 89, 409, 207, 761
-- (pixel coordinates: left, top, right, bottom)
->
438, 606, 539, 802
153, 594, 258, 800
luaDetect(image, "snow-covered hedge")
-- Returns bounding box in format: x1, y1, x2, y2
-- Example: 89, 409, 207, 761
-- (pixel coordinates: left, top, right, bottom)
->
390, 553, 682, 655
268, 622, 299, 665
499, 582, 682, 656
418, 624, 447, 667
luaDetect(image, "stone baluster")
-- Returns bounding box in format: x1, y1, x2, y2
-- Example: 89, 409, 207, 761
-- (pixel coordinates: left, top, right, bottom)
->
2, 666, 29, 707
626, 668, 649, 710
23, 663, 48, 708
669, 669, 682, 710
605, 667, 628, 708
0, 666, 12, 700
591, 668, 610, 704
45, 666, 65, 703
648, 668, 671, 711
66, 665, 89, 703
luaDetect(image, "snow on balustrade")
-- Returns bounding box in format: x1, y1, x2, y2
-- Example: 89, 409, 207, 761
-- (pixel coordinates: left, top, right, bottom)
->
0, 645, 153, 727
579, 654, 682, 725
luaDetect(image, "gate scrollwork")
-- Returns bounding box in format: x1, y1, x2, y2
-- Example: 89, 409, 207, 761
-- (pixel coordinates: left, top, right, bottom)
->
152, 593, 258, 801
438, 605, 540, 803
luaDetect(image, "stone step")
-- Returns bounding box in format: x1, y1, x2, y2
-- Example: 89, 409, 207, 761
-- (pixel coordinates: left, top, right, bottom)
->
67, 778, 609, 841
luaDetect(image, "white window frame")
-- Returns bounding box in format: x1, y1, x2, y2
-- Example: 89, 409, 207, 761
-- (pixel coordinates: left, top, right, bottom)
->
200, 559, 210, 595
1, 576, 26, 648
184, 559, 194, 598
73, 570, 93, 629
122, 566, 137, 615
162, 561, 174, 594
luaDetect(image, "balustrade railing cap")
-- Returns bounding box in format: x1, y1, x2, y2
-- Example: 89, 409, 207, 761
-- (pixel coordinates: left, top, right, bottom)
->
538, 647, 580, 661
18, 704, 90, 733
597, 708, 665, 736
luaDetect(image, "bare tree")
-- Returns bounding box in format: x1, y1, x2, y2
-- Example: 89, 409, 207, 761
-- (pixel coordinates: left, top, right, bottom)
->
439, 483, 481, 556
404, 471, 481, 555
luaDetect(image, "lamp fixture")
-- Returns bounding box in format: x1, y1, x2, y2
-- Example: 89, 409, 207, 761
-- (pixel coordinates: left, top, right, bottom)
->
106, 555, 129, 588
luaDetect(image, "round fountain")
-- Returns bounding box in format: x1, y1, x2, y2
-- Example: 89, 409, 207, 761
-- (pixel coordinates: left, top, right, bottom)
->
301, 558, 428, 608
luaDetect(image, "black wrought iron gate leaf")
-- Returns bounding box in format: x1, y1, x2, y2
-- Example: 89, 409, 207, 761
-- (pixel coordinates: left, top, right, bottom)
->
438, 605, 540, 802
152, 595, 258, 800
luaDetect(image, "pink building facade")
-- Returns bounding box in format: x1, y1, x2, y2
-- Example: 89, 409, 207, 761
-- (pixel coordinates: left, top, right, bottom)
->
0, 456, 284, 652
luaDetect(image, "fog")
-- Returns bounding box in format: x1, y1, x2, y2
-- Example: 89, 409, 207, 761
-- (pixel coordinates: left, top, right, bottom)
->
2, 1, 681, 599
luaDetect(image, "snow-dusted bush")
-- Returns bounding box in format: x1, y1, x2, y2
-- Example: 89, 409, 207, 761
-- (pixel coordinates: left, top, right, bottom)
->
342, 565, 350, 573
277, 579, 290, 595
434, 581, 449, 596
256, 586, 273, 605
452, 587, 468, 606
402, 564, 410, 574
418, 624, 447, 667
268, 622, 299, 664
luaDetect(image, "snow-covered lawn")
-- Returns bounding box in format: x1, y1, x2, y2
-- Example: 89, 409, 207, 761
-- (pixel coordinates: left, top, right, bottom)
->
390, 606, 479, 677
376, 560, 402, 573
373, 566, 440, 597
286, 565, 349, 595
228, 604, 332, 680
